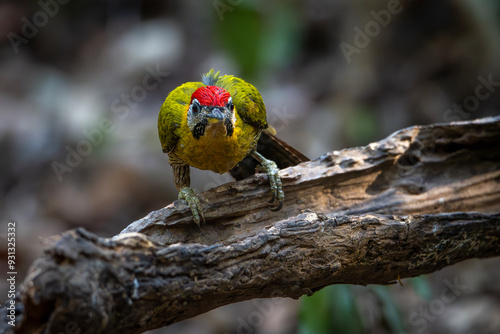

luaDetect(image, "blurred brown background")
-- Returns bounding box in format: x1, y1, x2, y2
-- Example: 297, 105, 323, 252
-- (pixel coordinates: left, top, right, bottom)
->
1, 0, 499, 333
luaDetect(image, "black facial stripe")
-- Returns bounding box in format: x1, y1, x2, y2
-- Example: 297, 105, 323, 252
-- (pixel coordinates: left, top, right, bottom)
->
224, 117, 233, 137
193, 119, 208, 139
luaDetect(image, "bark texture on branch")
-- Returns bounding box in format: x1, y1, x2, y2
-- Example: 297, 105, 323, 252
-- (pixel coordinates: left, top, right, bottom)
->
122, 116, 500, 246
1, 117, 500, 334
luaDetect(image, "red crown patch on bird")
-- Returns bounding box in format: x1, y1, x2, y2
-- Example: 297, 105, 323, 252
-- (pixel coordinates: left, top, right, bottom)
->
191, 86, 230, 107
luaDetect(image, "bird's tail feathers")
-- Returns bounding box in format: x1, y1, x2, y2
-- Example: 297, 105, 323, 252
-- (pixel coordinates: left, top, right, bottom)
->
229, 132, 309, 180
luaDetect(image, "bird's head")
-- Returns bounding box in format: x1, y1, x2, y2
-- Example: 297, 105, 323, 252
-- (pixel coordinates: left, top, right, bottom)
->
187, 85, 235, 139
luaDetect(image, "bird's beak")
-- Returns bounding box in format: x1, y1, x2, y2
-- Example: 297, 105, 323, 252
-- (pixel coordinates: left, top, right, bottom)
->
205, 108, 225, 122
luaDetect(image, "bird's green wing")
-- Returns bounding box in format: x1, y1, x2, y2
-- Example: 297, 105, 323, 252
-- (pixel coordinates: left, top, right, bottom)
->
158, 81, 204, 153
203, 69, 268, 130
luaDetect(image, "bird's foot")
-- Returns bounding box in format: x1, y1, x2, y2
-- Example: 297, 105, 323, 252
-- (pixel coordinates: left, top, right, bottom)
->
178, 187, 205, 225
258, 158, 284, 211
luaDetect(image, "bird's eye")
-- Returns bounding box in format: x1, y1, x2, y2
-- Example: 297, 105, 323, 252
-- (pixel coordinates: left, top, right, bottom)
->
191, 99, 200, 113
227, 97, 234, 111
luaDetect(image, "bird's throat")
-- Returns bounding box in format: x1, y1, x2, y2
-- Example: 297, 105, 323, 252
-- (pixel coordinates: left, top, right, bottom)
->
204, 121, 227, 138
192, 118, 233, 139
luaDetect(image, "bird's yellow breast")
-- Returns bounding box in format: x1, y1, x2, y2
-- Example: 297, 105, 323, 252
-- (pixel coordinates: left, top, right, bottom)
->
171, 107, 260, 174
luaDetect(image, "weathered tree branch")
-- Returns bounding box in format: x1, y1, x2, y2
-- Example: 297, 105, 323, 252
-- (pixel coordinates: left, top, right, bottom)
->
2, 117, 500, 334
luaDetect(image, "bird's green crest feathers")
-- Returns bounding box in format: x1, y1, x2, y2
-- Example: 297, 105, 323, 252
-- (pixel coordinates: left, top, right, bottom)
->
202, 69, 221, 86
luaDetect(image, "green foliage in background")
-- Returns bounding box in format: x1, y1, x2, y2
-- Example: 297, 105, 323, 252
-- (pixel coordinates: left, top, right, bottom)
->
410, 276, 433, 301
213, 1, 302, 79
344, 106, 379, 146
299, 285, 364, 334
299, 277, 433, 333
370, 285, 406, 333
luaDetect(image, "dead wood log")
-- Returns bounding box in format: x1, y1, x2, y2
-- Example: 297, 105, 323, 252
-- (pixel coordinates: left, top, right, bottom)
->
2, 116, 500, 334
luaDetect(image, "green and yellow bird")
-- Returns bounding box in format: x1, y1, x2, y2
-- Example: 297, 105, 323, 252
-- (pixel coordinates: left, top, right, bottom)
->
158, 70, 284, 224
